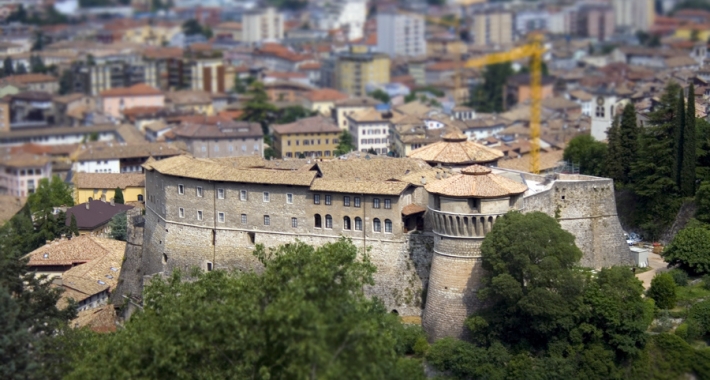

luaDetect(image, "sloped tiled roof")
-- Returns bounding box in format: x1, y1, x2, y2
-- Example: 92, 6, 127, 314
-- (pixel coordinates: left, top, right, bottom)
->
272, 116, 340, 135
65, 201, 134, 230
73, 172, 145, 190
304, 88, 348, 102
100, 83, 162, 97
425, 164, 527, 198
24, 235, 125, 267
407, 131, 504, 165
76, 142, 185, 161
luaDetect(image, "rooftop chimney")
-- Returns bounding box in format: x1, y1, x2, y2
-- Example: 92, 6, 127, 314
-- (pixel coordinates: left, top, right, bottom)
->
421, 176, 426, 185
110, 198, 115, 206
85, 202, 90, 210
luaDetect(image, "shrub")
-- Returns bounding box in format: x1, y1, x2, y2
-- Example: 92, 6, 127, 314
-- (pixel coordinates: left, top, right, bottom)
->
675, 323, 689, 340
669, 269, 689, 287
689, 300, 710, 336
663, 227, 710, 275
703, 275, 710, 290
647, 273, 677, 310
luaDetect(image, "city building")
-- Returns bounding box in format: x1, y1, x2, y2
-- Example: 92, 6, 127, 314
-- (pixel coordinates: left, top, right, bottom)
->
72, 142, 185, 174
0, 153, 52, 196
577, 4, 615, 42
242, 7, 284, 44
0, 125, 119, 147
65, 199, 134, 236
514, 9, 549, 38
271, 116, 341, 158
213, 22, 243, 41
314, 0, 367, 41
613, 0, 654, 32
0, 74, 59, 94
335, 45, 390, 97
376, 7, 426, 57
334, 96, 380, 130
470, 9, 513, 47
23, 235, 125, 280
72, 172, 146, 204
165, 90, 215, 115
346, 108, 394, 155
172, 120, 264, 158
100, 84, 164, 120
9, 91, 54, 129
302, 88, 349, 116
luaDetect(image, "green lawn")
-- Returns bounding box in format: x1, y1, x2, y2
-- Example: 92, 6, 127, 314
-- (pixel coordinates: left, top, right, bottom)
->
677, 282, 710, 304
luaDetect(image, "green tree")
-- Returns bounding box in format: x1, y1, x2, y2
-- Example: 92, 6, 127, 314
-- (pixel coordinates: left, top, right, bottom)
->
563, 134, 608, 177
233, 75, 247, 94
240, 81, 278, 135
470, 62, 514, 112
630, 82, 682, 237
109, 212, 127, 241
606, 115, 624, 183
691, 29, 701, 42
697, 119, 710, 182
274, 105, 317, 124
15, 63, 27, 75
69, 214, 79, 237
683, 83, 697, 196
663, 226, 710, 275
29, 55, 47, 74
369, 89, 391, 104
58, 69, 74, 95
674, 88, 686, 190
113, 187, 124, 204
181, 19, 211, 38
0, 286, 33, 379
63, 239, 424, 379
696, 181, 710, 224
31, 32, 44, 52
612, 103, 640, 185
3, 56, 14, 77
334, 130, 355, 156
28, 176, 74, 216
6, 5, 27, 23
647, 273, 677, 309
367, 147, 378, 155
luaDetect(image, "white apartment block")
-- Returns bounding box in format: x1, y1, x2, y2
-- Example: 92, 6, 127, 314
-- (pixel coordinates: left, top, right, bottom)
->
242, 7, 284, 44
613, 0, 654, 32
316, 0, 367, 41
376, 9, 426, 57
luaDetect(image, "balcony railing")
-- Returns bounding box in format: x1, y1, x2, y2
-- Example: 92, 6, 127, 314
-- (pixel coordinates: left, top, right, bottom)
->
428, 207, 504, 238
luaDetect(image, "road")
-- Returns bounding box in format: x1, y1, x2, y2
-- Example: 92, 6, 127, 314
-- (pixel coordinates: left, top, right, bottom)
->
636, 251, 668, 290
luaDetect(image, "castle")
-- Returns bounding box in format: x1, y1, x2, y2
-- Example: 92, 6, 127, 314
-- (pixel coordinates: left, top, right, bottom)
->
135, 133, 633, 340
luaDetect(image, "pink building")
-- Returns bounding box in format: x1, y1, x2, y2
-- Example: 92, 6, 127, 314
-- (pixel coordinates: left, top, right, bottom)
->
100, 83, 164, 120
578, 4, 615, 42
0, 153, 52, 197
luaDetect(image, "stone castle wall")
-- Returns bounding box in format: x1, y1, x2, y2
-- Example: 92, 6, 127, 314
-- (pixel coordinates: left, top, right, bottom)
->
523, 176, 633, 268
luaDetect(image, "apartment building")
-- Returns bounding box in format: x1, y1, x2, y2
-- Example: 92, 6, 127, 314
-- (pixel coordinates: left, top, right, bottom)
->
613, 0, 654, 32
335, 45, 390, 97
470, 10, 513, 47
0, 153, 52, 197
577, 4, 615, 42
376, 7, 426, 57
172, 120, 264, 159
271, 116, 341, 158
242, 7, 284, 44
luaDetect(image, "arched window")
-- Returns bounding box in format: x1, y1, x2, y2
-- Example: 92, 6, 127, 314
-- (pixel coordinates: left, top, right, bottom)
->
314, 214, 322, 228
373, 218, 381, 232
385, 219, 392, 233
137, 194, 144, 201
343, 216, 351, 230
325, 214, 333, 229
354, 217, 362, 231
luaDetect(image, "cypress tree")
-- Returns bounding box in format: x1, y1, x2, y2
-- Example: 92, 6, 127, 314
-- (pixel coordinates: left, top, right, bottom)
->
114, 187, 124, 204
682, 83, 697, 196
674, 88, 686, 190
605, 115, 624, 183
69, 214, 79, 236
618, 103, 639, 184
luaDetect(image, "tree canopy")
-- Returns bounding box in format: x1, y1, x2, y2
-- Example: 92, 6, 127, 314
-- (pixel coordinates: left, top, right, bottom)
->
62, 238, 424, 379
469, 62, 514, 112
564, 134, 608, 177
663, 226, 710, 275
334, 130, 356, 156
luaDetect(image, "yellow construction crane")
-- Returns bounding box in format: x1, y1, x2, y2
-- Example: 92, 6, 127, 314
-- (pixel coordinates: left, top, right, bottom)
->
464, 34, 545, 174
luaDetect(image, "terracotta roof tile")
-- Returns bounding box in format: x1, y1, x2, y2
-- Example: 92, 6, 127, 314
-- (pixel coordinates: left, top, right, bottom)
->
24, 235, 125, 267
304, 88, 349, 102
425, 164, 527, 198
407, 132, 503, 165
272, 116, 340, 135
100, 83, 162, 97
73, 173, 145, 190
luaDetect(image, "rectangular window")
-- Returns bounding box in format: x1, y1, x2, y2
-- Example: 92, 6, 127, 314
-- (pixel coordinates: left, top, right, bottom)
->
325, 195, 332, 205
241, 214, 247, 224
218, 212, 225, 223
196, 187, 203, 197
287, 193, 293, 204
179, 207, 185, 218
217, 188, 224, 199
355, 218, 362, 230
343, 196, 350, 206
264, 215, 270, 225
373, 198, 380, 209
291, 217, 298, 228
197, 210, 203, 220
178, 184, 184, 195
240, 190, 247, 201
384, 199, 391, 209
314, 194, 320, 204
206, 262, 213, 271
354, 197, 361, 208
263, 192, 270, 202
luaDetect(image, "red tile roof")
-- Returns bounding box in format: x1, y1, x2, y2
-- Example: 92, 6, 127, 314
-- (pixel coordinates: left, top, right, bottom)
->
100, 84, 163, 98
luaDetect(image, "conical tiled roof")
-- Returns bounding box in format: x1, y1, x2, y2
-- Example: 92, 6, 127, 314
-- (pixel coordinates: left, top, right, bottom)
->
425, 165, 528, 198
408, 131, 503, 165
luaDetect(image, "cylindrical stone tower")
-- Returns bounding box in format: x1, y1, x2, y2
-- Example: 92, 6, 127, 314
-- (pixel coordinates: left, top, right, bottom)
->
421, 165, 527, 340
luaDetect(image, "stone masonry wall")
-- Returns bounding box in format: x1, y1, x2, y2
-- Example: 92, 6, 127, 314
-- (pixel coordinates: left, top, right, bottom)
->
524, 178, 633, 268
111, 208, 145, 320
